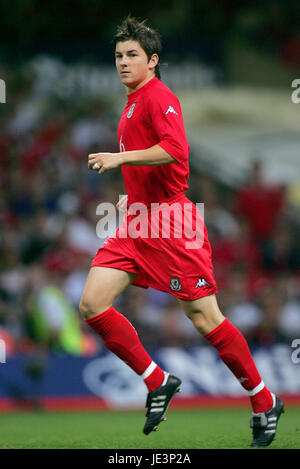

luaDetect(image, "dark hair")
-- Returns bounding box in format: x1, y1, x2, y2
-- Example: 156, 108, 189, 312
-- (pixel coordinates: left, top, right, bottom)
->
114, 15, 162, 79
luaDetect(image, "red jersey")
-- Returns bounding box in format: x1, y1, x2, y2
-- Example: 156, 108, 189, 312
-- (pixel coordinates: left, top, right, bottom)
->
117, 77, 190, 207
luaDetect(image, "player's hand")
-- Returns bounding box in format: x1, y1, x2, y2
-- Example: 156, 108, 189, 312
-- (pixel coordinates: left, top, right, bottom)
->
116, 195, 128, 212
88, 152, 124, 174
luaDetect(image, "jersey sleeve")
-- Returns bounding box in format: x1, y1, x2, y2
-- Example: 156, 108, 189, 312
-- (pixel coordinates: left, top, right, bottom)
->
146, 90, 190, 163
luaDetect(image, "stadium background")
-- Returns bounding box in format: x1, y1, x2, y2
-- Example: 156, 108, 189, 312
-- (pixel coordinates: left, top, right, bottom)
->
0, 0, 300, 414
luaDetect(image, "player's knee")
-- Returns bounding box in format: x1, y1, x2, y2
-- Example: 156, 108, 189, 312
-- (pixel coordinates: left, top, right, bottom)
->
79, 296, 108, 320
185, 311, 208, 335
79, 297, 93, 319
183, 306, 224, 335
180, 295, 225, 335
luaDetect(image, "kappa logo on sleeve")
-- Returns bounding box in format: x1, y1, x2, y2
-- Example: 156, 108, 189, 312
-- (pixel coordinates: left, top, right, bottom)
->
165, 105, 178, 115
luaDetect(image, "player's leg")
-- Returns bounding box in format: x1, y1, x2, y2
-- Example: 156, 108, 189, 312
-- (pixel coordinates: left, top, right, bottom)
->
179, 293, 273, 411
179, 293, 284, 446
80, 266, 181, 435
79, 266, 165, 392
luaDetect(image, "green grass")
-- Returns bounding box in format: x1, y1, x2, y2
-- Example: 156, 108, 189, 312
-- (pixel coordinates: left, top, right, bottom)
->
0, 406, 299, 449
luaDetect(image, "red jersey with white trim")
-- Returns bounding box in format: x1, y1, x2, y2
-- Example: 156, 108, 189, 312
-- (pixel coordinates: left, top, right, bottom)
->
117, 77, 190, 207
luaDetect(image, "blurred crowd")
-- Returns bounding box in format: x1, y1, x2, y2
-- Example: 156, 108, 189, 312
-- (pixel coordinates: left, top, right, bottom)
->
1, 71, 300, 359
1, 1, 299, 70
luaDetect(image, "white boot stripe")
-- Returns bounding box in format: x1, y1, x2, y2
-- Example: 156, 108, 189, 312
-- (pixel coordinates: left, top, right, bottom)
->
162, 372, 169, 386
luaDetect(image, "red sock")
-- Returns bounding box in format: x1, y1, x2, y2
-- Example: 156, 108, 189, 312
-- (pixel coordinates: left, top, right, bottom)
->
204, 318, 273, 413
85, 306, 164, 392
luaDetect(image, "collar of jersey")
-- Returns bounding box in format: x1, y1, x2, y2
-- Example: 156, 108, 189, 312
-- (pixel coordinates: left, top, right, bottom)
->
127, 77, 158, 103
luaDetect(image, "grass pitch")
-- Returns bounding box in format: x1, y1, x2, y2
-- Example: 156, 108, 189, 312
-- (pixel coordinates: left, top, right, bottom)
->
0, 406, 299, 449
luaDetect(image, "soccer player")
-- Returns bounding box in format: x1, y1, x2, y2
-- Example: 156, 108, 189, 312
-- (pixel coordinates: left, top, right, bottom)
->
79, 16, 284, 446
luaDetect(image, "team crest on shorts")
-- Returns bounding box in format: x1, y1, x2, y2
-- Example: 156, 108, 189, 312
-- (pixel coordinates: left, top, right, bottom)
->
170, 277, 182, 291
127, 102, 136, 118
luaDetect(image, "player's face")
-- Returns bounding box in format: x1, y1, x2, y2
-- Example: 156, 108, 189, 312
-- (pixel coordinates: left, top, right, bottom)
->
115, 40, 158, 93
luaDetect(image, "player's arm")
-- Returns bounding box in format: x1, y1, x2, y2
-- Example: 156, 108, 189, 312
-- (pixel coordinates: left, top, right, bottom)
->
119, 145, 176, 165
147, 92, 189, 165
88, 145, 175, 174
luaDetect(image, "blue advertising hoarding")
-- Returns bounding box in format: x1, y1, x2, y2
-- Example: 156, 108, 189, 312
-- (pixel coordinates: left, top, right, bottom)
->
0, 344, 299, 408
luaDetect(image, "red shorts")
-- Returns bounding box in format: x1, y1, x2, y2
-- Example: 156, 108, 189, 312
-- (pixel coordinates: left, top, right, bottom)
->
91, 193, 217, 300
